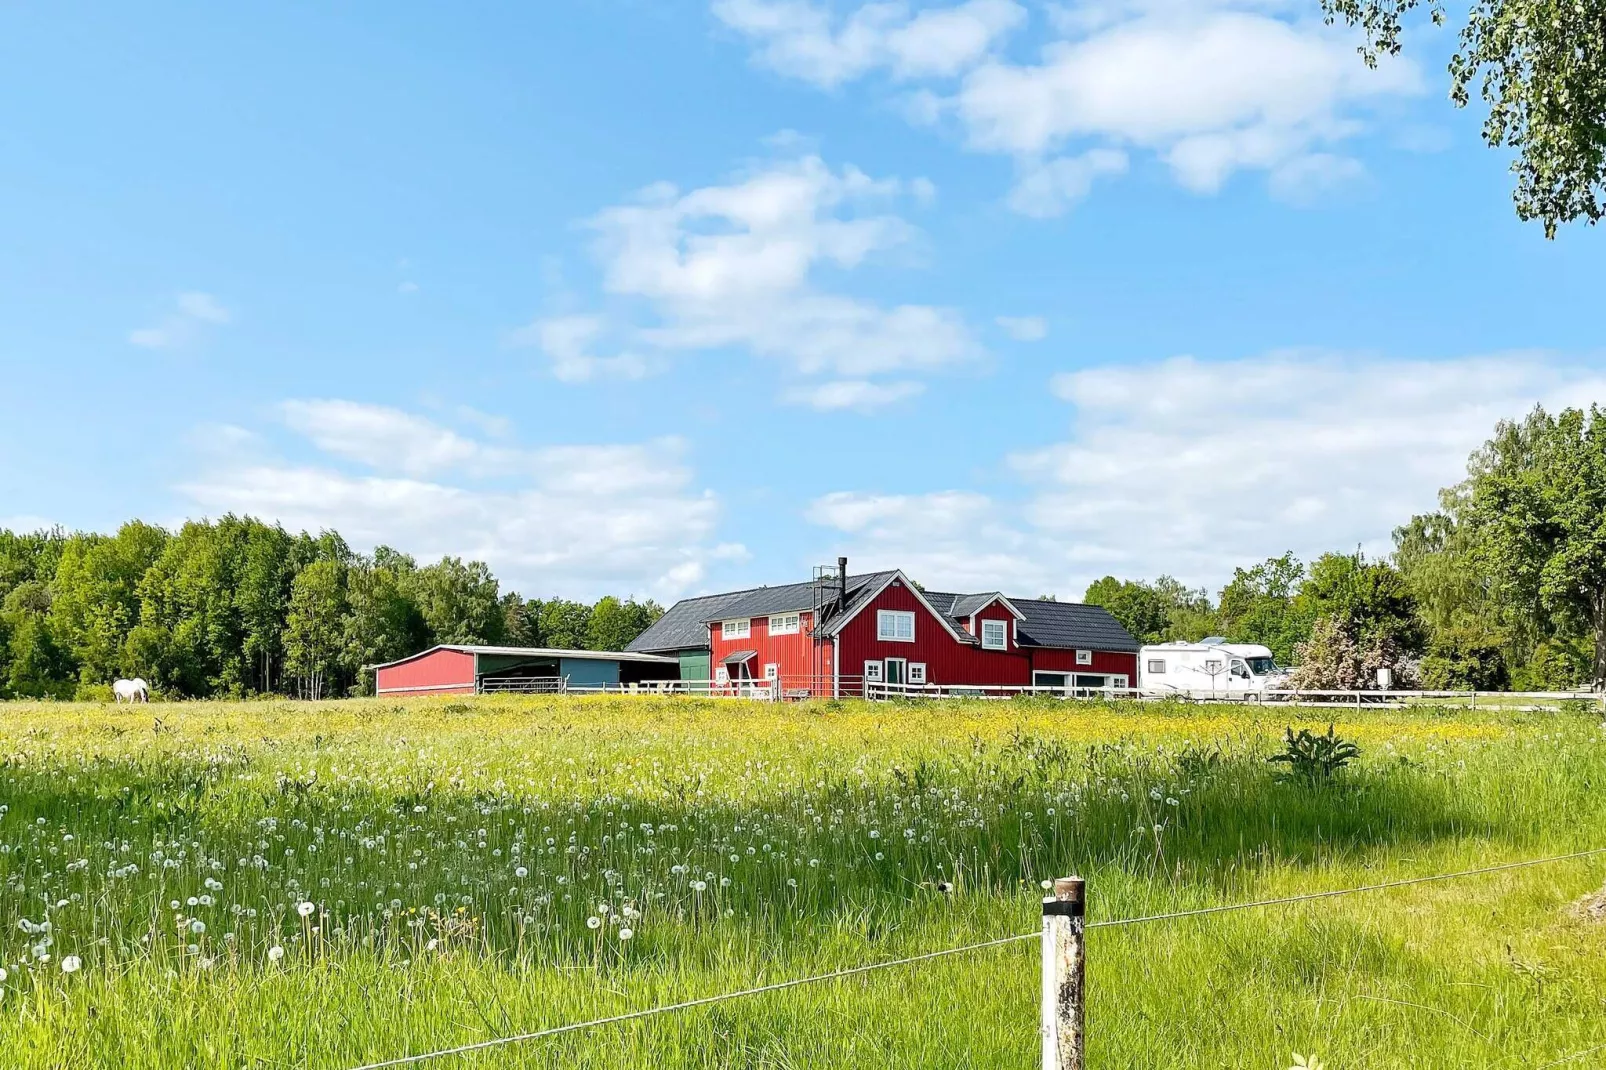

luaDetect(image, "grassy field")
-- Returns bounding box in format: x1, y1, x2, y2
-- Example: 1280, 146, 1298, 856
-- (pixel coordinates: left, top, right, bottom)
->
1, 695, 1603, 1069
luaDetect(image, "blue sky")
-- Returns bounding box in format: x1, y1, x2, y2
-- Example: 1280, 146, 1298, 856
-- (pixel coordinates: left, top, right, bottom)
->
2, 0, 1602, 601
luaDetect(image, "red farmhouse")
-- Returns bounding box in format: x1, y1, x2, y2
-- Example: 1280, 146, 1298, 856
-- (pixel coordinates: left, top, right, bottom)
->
627, 558, 1139, 696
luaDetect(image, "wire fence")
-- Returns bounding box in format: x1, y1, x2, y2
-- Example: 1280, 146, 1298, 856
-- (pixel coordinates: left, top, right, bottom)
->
346, 845, 1606, 1070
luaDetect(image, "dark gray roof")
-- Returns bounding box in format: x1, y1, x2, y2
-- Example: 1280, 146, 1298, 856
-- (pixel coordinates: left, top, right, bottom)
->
699, 571, 896, 622
1013, 600, 1139, 652
370, 644, 676, 670
631, 571, 1138, 654
624, 588, 754, 653
951, 593, 1004, 619
629, 571, 901, 654
817, 571, 902, 634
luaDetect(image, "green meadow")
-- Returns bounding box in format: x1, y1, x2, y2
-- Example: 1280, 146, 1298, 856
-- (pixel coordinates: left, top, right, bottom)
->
1, 695, 1602, 1068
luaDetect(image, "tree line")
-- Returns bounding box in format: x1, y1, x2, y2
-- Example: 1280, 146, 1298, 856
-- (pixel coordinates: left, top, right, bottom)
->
1083, 405, 1606, 691
0, 516, 662, 700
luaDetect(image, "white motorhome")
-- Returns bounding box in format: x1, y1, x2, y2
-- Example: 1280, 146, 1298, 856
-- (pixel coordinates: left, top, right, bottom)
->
1139, 638, 1287, 693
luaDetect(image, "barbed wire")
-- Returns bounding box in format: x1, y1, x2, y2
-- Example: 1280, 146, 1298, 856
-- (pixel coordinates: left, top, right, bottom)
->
1535, 1041, 1606, 1069
346, 845, 1606, 1070
1087, 845, 1606, 930
345, 930, 1036, 1069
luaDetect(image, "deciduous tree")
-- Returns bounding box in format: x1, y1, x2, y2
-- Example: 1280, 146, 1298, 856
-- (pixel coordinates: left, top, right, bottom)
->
1464, 405, 1606, 688
1322, 0, 1606, 236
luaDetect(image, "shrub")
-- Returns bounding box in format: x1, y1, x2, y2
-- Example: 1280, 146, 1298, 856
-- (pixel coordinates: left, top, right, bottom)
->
1268, 724, 1360, 782
1286, 616, 1416, 690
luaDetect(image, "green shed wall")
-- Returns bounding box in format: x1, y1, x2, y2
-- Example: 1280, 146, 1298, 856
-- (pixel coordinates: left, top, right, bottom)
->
560, 657, 620, 687
678, 651, 711, 681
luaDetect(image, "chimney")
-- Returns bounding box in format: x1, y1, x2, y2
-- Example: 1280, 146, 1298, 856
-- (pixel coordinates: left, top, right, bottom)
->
837, 556, 849, 608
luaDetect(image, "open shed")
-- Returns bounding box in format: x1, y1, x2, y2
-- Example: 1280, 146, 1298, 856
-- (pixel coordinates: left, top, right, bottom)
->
372, 644, 678, 696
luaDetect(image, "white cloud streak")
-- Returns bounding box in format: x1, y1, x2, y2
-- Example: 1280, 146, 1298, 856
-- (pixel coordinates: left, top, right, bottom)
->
807, 351, 1606, 598
713, 0, 1027, 88
180, 401, 723, 598
996, 314, 1049, 341
508, 315, 653, 383
784, 378, 926, 411
128, 291, 232, 350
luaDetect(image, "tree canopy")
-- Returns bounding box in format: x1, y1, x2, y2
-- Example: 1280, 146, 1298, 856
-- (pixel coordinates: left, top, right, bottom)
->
0, 516, 665, 700
1321, 0, 1606, 236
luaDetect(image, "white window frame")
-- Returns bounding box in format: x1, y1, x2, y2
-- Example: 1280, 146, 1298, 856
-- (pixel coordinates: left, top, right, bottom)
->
714, 666, 730, 685
877, 610, 915, 643
863, 660, 884, 682
884, 657, 908, 686
1112, 674, 1129, 689
1075, 649, 1092, 666
1146, 659, 1166, 674
721, 618, 750, 640
908, 662, 926, 684
763, 663, 779, 680
768, 613, 801, 636
980, 619, 1008, 650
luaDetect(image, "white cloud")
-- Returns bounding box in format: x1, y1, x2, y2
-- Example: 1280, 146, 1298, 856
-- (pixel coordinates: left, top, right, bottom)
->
806, 351, 1606, 598
175, 292, 230, 324
281, 400, 488, 478
716, 1, 1420, 209
807, 489, 1056, 592
0, 514, 57, 535
1266, 151, 1367, 204
713, 0, 1026, 88
955, 10, 1419, 198
179, 402, 722, 599
1006, 148, 1128, 216
784, 378, 926, 411
509, 315, 653, 383
996, 314, 1049, 341
546, 151, 977, 401
128, 291, 232, 350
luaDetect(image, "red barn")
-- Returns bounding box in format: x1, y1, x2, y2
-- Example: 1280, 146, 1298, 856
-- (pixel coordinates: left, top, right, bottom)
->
372, 644, 678, 696
627, 559, 1139, 696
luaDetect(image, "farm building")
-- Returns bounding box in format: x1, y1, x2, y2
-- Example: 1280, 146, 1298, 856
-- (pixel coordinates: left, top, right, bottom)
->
372, 644, 677, 696
628, 558, 1140, 696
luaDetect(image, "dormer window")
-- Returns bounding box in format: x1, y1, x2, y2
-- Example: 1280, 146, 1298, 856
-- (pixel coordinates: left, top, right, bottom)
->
981, 619, 1008, 650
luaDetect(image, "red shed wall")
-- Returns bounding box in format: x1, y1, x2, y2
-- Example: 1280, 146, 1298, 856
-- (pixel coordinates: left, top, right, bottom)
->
837, 581, 1032, 687
708, 611, 825, 682
1028, 648, 1138, 680
376, 648, 477, 695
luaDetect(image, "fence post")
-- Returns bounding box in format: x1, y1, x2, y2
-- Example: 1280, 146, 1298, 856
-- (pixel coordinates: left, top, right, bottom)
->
1041, 875, 1086, 1070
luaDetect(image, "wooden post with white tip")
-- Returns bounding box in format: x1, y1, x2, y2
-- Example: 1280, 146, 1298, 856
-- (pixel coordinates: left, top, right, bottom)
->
1041, 875, 1086, 1070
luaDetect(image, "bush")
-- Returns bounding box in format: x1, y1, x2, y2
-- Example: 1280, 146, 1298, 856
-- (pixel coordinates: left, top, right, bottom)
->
1511, 638, 1592, 691
1419, 625, 1510, 691
1286, 616, 1416, 690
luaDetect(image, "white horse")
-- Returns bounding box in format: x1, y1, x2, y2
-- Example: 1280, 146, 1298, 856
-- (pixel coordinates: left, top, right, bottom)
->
113, 678, 150, 704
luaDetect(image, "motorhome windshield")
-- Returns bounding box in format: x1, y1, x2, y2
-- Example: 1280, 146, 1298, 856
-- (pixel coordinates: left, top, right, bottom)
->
1246, 656, 1279, 675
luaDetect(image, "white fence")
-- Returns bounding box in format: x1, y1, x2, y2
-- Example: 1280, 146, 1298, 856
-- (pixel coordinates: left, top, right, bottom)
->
474, 674, 1603, 711
864, 681, 1604, 711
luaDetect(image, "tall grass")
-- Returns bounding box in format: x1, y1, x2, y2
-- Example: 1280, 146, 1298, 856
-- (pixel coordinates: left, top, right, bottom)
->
1, 695, 1603, 1068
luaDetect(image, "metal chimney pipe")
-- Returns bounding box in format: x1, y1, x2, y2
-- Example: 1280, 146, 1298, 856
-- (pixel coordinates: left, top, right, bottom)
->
837, 556, 848, 607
